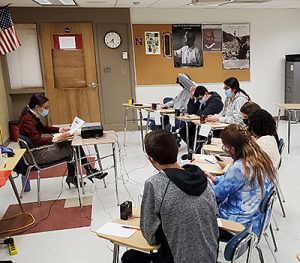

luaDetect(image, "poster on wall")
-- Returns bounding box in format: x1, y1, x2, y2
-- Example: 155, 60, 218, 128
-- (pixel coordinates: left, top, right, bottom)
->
172, 24, 203, 68
222, 24, 250, 69
202, 24, 222, 52
145, 32, 161, 55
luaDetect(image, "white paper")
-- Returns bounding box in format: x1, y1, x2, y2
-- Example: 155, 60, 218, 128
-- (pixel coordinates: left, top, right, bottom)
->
199, 124, 211, 137
198, 154, 217, 164
96, 222, 136, 238
169, 116, 175, 127
59, 36, 76, 49
69, 116, 85, 135
154, 111, 162, 125
217, 218, 223, 227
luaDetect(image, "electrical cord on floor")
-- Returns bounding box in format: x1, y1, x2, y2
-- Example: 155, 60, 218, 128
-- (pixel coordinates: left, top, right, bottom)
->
8, 167, 68, 236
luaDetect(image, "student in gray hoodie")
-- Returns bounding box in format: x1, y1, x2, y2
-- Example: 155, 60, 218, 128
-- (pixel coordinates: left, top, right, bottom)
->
121, 130, 219, 263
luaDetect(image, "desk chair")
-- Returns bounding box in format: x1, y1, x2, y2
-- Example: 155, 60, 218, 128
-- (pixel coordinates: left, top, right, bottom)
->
255, 188, 279, 263
273, 138, 286, 220
18, 135, 72, 206
222, 225, 255, 263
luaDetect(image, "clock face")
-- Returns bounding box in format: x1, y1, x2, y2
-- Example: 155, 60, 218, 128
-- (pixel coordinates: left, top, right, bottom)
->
104, 32, 121, 49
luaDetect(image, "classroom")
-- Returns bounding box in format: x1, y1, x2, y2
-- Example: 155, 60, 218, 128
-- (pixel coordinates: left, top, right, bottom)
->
0, 0, 300, 262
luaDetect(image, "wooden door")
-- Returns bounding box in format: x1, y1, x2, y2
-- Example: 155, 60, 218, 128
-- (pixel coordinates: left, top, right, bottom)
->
40, 23, 101, 125
97, 24, 134, 129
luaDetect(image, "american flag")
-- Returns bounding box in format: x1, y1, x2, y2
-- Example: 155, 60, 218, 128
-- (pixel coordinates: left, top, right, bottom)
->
0, 6, 21, 56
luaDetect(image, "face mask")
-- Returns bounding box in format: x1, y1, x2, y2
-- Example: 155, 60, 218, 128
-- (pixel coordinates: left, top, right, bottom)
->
199, 98, 205, 104
243, 119, 249, 125
225, 89, 232, 98
40, 108, 49, 117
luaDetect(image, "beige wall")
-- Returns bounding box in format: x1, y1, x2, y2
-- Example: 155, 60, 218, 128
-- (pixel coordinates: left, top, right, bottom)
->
0, 59, 9, 143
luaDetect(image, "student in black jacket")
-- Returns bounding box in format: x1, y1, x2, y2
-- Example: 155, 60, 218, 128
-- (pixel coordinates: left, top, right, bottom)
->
179, 86, 223, 150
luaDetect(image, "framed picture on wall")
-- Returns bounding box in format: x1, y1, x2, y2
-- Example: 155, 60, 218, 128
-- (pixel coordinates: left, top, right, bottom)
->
172, 24, 203, 68
145, 31, 161, 55
202, 24, 222, 52
222, 23, 250, 69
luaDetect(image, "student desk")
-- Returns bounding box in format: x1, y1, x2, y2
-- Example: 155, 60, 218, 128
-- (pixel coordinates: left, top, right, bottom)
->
0, 149, 26, 213
276, 103, 300, 153
191, 154, 232, 175
144, 108, 175, 132
192, 120, 229, 152
175, 114, 200, 152
97, 208, 244, 263
71, 131, 119, 207
122, 103, 151, 151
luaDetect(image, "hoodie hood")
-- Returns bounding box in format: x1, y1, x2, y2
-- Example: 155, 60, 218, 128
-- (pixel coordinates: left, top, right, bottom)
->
177, 73, 197, 91
208, 91, 222, 101
233, 91, 249, 101
163, 164, 207, 196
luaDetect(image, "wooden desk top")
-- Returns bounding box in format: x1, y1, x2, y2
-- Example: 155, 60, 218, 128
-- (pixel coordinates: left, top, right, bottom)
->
191, 154, 232, 175
276, 103, 300, 110
193, 120, 229, 130
97, 207, 244, 250
0, 149, 26, 171
202, 143, 225, 154
72, 131, 117, 147
122, 103, 152, 109
176, 114, 199, 121
97, 217, 160, 252
145, 108, 175, 114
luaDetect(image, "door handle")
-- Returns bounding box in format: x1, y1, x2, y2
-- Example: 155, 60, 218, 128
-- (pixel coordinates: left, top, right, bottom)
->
87, 82, 99, 89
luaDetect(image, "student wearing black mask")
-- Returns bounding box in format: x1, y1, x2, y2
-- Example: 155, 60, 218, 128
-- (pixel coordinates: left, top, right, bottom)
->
240, 101, 261, 126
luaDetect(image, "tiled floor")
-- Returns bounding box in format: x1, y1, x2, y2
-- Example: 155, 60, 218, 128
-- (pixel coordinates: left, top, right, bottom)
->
0, 121, 300, 263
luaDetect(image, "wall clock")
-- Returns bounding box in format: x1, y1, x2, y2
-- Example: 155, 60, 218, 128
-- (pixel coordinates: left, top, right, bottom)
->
104, 32, 121, 49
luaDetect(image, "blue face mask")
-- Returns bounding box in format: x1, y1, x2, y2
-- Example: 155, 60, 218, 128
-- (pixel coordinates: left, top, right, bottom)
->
40, 108, 49, 117
199, 98, 205, 104
225, 89, 232, 98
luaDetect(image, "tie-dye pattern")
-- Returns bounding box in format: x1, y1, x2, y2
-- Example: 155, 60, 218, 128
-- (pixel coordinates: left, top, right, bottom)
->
212, 159, 272, 235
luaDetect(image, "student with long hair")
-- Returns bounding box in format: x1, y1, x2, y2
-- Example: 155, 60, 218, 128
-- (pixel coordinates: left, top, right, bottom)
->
19, 94, 107, 188
206, 77, 250, 125
248, 109, 280, 168
240, 101, 261, 126
205, 124, 277, 235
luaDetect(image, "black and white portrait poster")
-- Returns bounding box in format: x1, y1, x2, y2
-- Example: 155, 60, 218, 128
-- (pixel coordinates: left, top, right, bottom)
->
222, 24, 250, 69
145, 32, 161, 55
202, 24, 222, 52
172, 24, 203, 68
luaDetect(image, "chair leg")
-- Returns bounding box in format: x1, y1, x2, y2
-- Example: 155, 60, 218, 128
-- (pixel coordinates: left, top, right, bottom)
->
103, 178, 107, 188
37, 170, 41, 206
255, 245, 265, 263
272, 214, 280, 231
264, 234, 279, 263
277, 182, 286, 202
277, 189, 286, 218
269, 224, 278, 252
20, 166, 33, 198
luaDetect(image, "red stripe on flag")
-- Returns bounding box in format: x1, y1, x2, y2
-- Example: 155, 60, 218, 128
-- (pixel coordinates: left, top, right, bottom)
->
4, 29, 16, 50
0, 31, 13, 53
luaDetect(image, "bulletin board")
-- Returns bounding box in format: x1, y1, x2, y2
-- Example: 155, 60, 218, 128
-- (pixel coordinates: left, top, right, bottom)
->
132, 24, 250, 85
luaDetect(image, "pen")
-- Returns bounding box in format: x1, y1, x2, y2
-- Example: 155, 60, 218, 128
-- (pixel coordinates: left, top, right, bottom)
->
204, 158, 215, 164
122, 226, 141, 231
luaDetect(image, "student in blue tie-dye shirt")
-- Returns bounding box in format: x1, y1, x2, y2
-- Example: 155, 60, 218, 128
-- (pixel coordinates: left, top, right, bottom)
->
205, 124, 277, 236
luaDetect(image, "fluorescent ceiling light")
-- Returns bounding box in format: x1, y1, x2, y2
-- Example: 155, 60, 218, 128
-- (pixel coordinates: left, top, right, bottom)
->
33, 0, 77, 6
59, 0, 77, 5
33, 0, 52, 5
